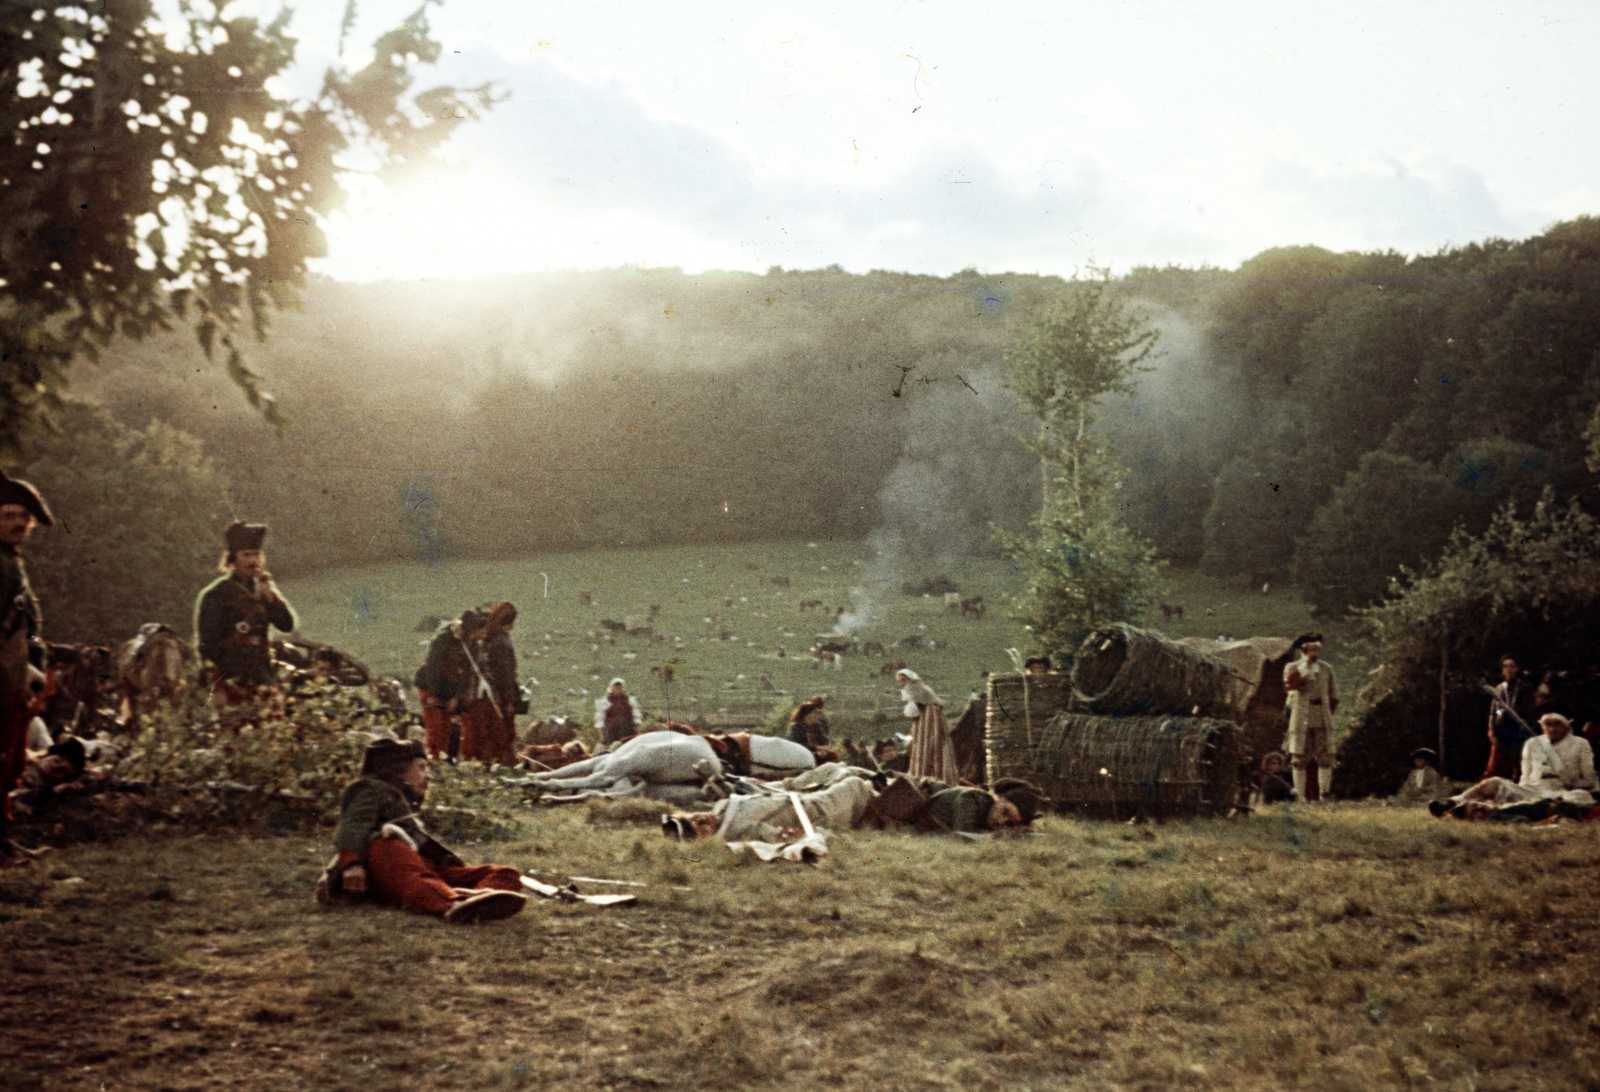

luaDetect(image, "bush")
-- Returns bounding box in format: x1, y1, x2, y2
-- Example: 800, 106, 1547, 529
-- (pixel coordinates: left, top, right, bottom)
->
121, 670, 522, 839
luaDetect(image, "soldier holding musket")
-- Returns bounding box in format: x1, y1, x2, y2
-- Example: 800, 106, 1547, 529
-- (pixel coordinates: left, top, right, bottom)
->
194, 521, 297, 713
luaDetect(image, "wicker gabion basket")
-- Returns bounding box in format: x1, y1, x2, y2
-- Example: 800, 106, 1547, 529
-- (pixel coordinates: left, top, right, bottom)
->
984, 672, 1077, 789
990, 710, 1241, 819
1071, 623, 1256, 720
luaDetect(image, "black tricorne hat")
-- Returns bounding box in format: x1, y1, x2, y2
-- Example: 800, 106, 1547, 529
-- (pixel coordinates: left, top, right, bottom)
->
1410, 747, 1438, 762
360, 737, 426, 778
1290, 632, 1324, 652
47, 736, 86, 775
223, 520, 268, 552
0, 471, 54, 527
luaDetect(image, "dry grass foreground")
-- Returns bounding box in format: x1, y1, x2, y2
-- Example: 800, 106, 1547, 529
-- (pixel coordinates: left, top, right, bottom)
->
2, 803, 1597, 1092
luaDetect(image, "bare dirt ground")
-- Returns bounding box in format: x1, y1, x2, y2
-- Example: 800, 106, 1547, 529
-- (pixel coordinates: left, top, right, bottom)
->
3, 802, 1597, 1092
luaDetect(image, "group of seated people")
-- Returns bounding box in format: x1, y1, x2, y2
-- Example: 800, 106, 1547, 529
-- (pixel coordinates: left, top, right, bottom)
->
1428, 710, 1598, 822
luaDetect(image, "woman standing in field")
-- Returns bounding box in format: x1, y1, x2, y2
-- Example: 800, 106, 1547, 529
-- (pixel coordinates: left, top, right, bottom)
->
898, 669, 959, 783
597, 677, 641, 747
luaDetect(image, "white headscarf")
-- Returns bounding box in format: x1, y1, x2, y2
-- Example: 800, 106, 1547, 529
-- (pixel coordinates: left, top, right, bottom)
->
897, 669, 941, 716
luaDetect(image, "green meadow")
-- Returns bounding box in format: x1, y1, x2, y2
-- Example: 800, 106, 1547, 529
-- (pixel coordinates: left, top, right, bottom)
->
278, 541, 1358, 736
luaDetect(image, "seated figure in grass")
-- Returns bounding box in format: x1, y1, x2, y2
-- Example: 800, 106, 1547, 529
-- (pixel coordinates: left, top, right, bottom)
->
320, 738, 526, 924
1396, 747, 1442, 802
1256, 751, 1296, 805
1430, 713, 1597, 818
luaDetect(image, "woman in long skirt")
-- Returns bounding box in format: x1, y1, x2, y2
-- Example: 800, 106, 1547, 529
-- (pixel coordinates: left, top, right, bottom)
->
898, 669, 960, 783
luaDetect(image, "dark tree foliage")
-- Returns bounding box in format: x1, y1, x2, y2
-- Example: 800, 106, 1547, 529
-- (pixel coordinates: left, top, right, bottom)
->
1335, 492, 1600, 794
1, 0, 492, 458
1294, 441, 1573, 615
21, 401, 228, 644
1200, 218, 1600, 590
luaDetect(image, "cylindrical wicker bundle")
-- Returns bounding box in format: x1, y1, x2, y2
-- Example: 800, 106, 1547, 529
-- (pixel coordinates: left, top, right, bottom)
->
991, 711, 1241, 819
1071, 623, 1255, 719
984, 672, 1077, 791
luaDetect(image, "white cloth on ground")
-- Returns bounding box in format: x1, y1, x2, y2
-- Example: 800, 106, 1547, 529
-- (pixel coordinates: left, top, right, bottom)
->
716, 776, 875, 843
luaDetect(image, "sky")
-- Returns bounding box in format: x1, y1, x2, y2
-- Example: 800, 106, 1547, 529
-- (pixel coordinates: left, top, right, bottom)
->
267, 1, 1599, 282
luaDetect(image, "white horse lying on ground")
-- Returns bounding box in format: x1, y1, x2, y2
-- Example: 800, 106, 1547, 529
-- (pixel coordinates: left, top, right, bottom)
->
529, 731, 722, 792
527, 730, 818, 793
743, 735, 817, 778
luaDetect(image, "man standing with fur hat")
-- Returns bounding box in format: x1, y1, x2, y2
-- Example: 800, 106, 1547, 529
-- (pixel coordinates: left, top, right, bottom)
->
0, 471, 54, 865
1283, 632, 1339, 801
194, 521, 297, 707
320, 737, 526, 923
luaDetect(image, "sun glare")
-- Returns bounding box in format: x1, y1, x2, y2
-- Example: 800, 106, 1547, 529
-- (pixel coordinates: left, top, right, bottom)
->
314, 171, 761, 282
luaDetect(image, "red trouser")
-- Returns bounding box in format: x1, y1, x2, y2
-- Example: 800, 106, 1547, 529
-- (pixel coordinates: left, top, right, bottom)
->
363, 837, 522, 917
0, 706, 29, 831
1483, 738, 1519, 780
459, 699, 516, 766
418, 691, 456, 759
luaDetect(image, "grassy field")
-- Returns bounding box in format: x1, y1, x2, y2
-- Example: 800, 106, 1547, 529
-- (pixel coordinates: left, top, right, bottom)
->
4, 545, 1590, 1090
278, 540, 1363, 738
4, 803, 1596, 1091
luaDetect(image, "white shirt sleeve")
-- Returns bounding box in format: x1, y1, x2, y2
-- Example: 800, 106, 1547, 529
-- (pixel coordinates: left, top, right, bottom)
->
1572, 737, 1598, 791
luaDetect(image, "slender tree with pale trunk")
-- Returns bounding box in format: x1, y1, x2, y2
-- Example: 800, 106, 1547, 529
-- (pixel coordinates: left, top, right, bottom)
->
998, 272, 1163, 658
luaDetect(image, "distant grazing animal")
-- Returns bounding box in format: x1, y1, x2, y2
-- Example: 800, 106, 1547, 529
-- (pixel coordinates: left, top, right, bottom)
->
769, 575, 791, 587
578, 591, 593, 606
623, 615, 653, 634
960, 596, 987, 620
879, 659, 907, 678
944, 592, 963, 609
598, 618, 628, 633
813, 636, 851, 655
1159, 603, 1185, 621
898, 634, 926, 651
799, 599, 824, 612
860, 640, 887, 658
117, 623, 190, 726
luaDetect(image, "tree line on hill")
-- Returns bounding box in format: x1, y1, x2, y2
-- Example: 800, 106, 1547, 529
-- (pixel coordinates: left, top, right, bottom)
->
20, 218, 1600, 642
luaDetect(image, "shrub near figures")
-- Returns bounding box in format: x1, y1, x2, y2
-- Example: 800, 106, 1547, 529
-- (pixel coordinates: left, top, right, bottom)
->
120, 669, 522, 838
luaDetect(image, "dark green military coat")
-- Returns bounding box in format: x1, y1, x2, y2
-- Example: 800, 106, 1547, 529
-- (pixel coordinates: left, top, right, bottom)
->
330, 776, 462, 871
194, 574, 296, 688
0, 542, 42, 709
413, 624, 482, 707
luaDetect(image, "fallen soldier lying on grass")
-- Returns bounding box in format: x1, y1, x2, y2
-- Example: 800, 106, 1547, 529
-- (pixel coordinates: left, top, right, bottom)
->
662, 764, 1045, 842
317, 738, 527, 924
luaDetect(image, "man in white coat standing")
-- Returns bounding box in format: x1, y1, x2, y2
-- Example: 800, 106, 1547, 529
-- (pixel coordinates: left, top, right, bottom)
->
1283, 633, 1339, 801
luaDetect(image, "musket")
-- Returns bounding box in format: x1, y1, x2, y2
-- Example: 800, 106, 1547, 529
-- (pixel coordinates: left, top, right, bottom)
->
1482, 684, 1534, 737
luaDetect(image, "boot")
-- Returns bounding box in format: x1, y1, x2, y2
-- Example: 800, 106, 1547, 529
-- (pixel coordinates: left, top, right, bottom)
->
1291, 767, 1307, 801
1318, 766, 1334, 800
